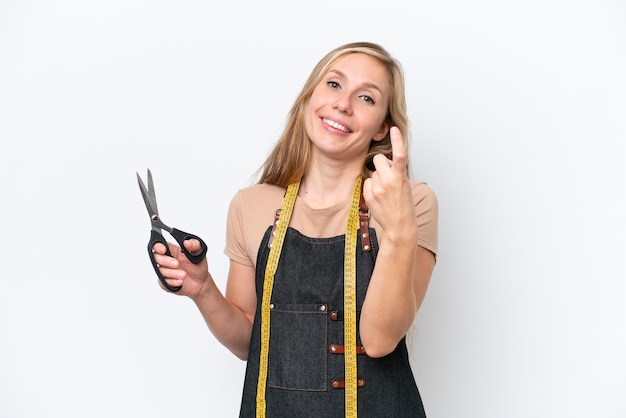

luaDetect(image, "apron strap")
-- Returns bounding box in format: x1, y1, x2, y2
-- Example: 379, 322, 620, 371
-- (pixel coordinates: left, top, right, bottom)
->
359, 192, 371, 252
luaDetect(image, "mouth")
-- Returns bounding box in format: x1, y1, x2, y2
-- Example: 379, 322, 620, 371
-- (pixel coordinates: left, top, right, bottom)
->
322, 117, 352, 133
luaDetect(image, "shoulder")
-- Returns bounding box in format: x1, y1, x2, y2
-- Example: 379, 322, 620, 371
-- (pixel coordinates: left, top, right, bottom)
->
229, 183, 286, 211
225, 183, 287, 267
228, 183, 286, 227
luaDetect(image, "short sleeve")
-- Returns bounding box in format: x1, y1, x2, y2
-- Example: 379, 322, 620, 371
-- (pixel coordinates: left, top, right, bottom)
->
412, 182, 439, 256
223, 184, 286, 268
224, 189, 254, 267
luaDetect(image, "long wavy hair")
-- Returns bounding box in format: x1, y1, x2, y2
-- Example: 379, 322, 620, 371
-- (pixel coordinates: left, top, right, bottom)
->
256, 42, 410, 187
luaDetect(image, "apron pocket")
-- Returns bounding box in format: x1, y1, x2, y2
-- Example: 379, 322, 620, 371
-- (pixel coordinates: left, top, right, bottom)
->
267, 302, 328, 391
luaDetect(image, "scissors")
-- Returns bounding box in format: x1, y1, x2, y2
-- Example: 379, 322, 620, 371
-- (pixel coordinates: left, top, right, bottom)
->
137, 168, 208, 292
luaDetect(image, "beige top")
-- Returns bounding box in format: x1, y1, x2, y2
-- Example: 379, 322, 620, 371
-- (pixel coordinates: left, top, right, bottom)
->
224, 180, 438, 268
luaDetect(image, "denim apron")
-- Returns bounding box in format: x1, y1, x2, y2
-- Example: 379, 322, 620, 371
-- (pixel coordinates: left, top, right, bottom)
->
238, 223, 427, 417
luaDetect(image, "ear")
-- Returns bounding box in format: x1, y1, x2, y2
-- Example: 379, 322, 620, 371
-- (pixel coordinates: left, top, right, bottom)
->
372, 122, 390, 142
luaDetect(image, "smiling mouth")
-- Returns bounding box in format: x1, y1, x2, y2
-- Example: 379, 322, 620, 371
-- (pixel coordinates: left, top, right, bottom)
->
322, 118, 352, 133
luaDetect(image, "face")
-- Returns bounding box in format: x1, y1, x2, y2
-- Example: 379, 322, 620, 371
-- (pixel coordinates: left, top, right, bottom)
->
304, 53, 391, 166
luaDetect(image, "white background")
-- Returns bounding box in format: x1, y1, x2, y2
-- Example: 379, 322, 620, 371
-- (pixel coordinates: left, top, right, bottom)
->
1, 1, 625, 417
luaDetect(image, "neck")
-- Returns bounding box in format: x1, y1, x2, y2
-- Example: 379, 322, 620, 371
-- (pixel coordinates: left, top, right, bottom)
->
298, 170, 361, 209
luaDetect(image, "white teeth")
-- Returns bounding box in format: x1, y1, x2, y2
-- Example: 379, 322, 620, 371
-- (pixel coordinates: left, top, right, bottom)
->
323, 118, 350, 133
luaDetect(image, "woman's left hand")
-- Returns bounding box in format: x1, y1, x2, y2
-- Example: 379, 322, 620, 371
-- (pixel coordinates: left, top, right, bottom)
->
362, 126, 417, 241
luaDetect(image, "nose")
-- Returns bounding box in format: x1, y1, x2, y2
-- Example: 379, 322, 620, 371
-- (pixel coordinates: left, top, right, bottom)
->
332, 92, 352, 114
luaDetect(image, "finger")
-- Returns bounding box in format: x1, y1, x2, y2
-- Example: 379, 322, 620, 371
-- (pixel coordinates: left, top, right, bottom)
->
389, 126, 407, 174
153, 252, 179, 269
156, 265, 185, 280
152, 242, 168, 254
158, 277, 183, 292
182, 238, 202, 254
152, 241, 183, 258
371, 153, 391, 173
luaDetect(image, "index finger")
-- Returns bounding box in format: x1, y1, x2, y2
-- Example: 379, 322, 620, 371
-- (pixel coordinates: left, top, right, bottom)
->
152, 241, 168, 254
389, 126, 407, 174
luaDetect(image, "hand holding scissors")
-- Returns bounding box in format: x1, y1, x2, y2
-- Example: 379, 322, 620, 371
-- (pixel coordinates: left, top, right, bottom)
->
137, 169, 208, 292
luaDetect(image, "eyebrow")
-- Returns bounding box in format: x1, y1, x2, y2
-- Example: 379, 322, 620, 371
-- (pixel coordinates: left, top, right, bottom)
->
327, 69, 384, 95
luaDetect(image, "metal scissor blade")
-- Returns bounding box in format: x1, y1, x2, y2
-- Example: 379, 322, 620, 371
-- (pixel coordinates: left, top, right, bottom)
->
137, 170, 158, 217
146, 168, 158, 215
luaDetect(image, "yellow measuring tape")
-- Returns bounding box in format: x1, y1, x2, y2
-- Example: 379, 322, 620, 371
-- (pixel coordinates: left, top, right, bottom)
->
256, 178, 362, 418
256, 181, 299, 417
343, 176, 361, 418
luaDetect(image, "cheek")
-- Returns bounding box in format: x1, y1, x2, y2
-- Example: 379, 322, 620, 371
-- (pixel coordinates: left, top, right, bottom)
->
363, 113, 387, 136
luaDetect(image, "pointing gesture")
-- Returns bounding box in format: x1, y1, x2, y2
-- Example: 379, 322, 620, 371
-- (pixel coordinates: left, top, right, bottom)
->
362, 126, 418, 239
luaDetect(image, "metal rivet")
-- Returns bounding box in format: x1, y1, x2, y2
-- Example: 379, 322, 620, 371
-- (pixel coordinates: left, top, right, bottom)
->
330, 345, 337, 353
270, 304, 274, 309
364, 245, 370, 251
332, 380, 339, 388
320, 305, 326, 311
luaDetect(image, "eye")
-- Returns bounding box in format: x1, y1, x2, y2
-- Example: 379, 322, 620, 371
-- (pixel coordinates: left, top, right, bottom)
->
327, 81, 341, 90
360, 95, 376, 105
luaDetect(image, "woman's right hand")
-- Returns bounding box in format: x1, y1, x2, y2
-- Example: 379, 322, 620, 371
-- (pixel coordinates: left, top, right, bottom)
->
152, 244, 257, 359
151, 239, 210, 299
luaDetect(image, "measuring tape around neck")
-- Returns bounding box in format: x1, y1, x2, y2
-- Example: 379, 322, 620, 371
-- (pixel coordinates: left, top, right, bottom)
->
255, 181, 299, 417
343, 177, 362, 418
255, 178, 362, 418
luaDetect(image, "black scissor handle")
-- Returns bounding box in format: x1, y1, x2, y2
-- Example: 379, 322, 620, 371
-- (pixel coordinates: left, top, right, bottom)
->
170, 228, 208, 264
147, 229, 208, 293
148, 230, 182, 292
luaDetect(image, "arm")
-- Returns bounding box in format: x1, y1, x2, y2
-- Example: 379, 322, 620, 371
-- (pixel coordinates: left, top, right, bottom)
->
152, 241, 257, 360
359, 242, 435, 358
359, 127, 437, 358
191, 259, 257, 360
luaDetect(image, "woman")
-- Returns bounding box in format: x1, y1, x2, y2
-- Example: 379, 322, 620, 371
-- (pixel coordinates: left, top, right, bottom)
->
152, 41, 438, 417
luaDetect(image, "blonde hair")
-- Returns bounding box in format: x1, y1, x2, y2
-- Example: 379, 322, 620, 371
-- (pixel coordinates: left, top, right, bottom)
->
257, 42, 410, 186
